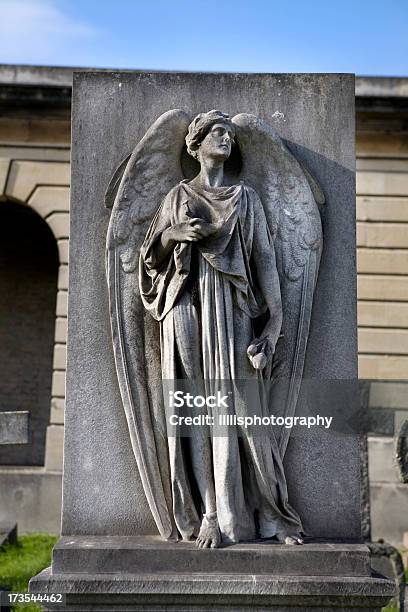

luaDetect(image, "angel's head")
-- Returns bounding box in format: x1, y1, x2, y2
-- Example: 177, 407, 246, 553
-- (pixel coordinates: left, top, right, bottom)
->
186, 110, 235, 164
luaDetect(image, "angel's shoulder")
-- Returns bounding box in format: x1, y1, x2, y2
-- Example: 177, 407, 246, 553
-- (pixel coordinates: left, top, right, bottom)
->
240, 182, 263, 206
240, 181, 258, 195
162, 181, 186, 201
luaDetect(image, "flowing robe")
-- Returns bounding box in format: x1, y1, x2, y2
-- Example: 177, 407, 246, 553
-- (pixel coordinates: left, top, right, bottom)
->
140, 180, 302, 543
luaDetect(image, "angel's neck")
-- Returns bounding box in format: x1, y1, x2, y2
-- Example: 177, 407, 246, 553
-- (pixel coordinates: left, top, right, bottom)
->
197, 158, 225, 188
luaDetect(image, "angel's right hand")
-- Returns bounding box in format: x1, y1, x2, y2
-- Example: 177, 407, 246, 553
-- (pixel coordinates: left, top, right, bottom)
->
164, 218, 216, 244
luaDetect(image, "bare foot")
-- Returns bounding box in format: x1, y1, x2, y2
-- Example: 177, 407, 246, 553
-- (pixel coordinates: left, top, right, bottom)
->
196, 512, 221, 549
276, 532, 304, 545
284, 535, 304, 545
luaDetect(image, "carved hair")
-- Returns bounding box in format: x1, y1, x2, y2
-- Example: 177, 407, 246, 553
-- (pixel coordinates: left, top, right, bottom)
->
186, 110, 235, 159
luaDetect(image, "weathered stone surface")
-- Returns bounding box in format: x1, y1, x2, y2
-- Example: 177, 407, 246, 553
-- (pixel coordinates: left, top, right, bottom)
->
62, 71, 359, 540
0, 468, 61, 533
53, 344, 67, 370
395, 410, 408, 435
357, 222, 408, 248
56, 290, 68, 317
50, 398, 65, 425
51, 371, 65, 398
48, 213, 70, 241
29, 566, 395, 611
358, 301, 408, 328
54, 318, 67, 344
359, 328, 408, 355
359, 355, 408, 379
57, 241, 69, 265
5, 160, 70, 201
357, 196, 408, 222
52, 537, 371, 577
357, 170, 408, 196
358, 274, 408, 301
368, 437, 398, 481
357, 248, 408, 274
28, 185, 70, 218
0, 411, 29, 445
57, 264, 69, 290
371, 482, 408, 545
45, 425, 64, 471
368, 410, 395, 436
370, 382, 408, 409
0, 143, 70, 162
357, 159, 408, 172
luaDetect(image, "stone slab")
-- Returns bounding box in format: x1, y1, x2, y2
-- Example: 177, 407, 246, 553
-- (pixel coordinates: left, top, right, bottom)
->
63, 71, 359, 540
359, 354, 408, 379
370, 382, 408, 409
0, 411, 29, 445
358, 301, 408, 328
368, 409, 395, 436
371, 482, 408, 546
0, 468, 61, 534
368, 437, 398, 482
29, 566, 395, 611
45, 425, 64, 471
52, 537, 371, 577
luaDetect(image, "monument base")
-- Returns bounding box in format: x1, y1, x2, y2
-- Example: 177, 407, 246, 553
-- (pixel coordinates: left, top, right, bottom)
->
29, 537, 395, 611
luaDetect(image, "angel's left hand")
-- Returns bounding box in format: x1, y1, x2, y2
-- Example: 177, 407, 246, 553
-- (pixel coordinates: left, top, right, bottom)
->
247, 336, 275, 370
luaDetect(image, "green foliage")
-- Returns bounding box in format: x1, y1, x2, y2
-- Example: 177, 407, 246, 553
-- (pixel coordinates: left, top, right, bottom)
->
0, 534, 57, 611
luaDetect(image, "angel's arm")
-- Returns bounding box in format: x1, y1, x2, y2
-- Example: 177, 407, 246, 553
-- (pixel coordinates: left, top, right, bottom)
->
140, 193, 173, 270
250, 190, 283, 349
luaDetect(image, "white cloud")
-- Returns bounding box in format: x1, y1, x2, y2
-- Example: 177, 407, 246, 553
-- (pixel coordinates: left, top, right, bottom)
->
0, 0, 97, 64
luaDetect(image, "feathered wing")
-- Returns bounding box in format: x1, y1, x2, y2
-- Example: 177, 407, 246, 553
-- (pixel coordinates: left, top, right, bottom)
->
232, 113, 324, 458
106, 109, 191, 538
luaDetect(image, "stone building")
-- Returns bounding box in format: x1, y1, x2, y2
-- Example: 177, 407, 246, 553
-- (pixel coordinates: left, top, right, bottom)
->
0, 66, 407, 544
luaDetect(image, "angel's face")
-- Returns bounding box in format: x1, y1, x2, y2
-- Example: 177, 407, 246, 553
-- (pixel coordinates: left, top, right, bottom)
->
198, 122, 234, 163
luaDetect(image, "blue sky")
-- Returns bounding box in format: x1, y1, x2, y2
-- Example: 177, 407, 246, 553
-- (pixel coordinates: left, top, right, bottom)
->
0, 0, 407, 75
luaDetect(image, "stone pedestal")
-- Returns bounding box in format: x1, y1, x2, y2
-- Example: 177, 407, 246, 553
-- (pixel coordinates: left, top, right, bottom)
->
30, 537, 394, 611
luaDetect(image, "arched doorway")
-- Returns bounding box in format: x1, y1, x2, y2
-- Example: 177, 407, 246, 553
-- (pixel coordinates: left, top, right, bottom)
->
0, 201, 59, 465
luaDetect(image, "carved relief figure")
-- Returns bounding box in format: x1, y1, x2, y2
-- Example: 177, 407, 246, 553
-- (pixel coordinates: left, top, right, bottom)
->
106, 109, 324, 548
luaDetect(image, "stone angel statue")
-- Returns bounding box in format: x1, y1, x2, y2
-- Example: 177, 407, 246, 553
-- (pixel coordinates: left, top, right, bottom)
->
105, 109, 324, 549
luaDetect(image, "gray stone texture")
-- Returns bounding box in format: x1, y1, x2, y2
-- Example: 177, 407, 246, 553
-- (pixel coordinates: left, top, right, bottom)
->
0, 468, 61, 534
63, 71, 358, 540
51, 537, 371, 576
0, 411, 29, 445
371, 482, 408, 546
368, 437, 399, 482
368, 408, 395, 436
30, 564, 394, 611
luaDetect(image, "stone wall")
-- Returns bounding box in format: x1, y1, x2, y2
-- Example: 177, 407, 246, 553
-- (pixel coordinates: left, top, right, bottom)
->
357, 129, 408, 545
0, 142, 69, 532
0, 201, 58, 465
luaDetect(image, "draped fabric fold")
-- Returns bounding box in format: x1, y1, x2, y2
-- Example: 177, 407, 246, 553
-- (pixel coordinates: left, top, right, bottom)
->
139, 181, 302, 543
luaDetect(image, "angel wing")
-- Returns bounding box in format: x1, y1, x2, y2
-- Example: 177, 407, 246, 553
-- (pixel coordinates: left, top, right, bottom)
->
232, 113, 324, 458
106, 109, 191, 539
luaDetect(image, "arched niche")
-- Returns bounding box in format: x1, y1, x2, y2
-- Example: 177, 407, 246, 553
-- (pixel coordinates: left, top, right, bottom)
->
0, 200, 59, 466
